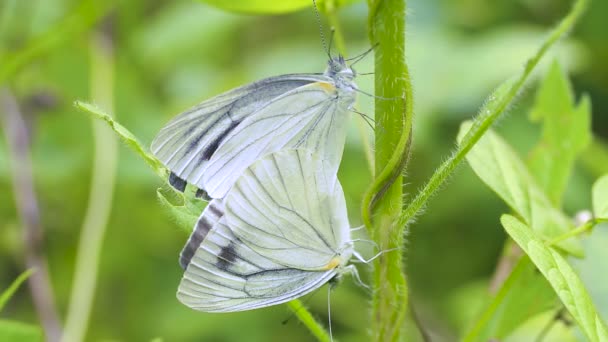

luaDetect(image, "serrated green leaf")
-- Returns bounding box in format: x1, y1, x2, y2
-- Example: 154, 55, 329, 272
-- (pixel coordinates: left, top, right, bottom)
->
592, 175, 608, 219
501, 214, 608, 342
462, 255, 557, 342
196, 0, 360, 14
157, 188, 203, 234
458, 122, 582, 256
74, 101, 167, 180
0, 320, 42, 342
74, 101, 205, 231
0, 269, 33, 312
527, 61, 592, 206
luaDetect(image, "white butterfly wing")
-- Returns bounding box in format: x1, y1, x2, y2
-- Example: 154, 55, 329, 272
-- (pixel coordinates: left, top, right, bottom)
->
203, 81, 351, 198
177, 201, 336, 312
150, 74, 326, 193
225, 149, 351, 270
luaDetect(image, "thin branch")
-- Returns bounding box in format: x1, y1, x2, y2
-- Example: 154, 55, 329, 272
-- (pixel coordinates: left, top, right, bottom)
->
62, 26, 117, 342
1, 88, 62, 342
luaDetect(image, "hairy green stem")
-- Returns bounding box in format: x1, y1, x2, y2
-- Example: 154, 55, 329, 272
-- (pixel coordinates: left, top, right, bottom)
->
549, 218, 607, 246
62, 30, 118, 342
287, 300, 331, 342
397, 0, 589, 229
367, 0, 412, 340
74, 101, 167, 179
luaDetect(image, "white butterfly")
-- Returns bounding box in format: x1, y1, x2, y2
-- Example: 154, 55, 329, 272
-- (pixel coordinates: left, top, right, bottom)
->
150, 56, 357, 199
177, 149, 356, 312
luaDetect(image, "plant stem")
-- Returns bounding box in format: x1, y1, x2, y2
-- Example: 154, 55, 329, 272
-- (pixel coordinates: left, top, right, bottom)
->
62, 28, 118, 342
287, 300, 331, 342
367, 0, 412, 340
548, 218, 607, 246
1, 88, 62, 342
397, 0, 589, 229
0, 268, 34, 312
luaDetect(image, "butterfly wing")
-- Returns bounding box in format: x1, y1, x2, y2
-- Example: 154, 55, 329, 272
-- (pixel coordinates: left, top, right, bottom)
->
179, 199, 224, 270
177, 201, 336, 312
202, 81, 351, 198
225, 149, 351, 271
150, 74, 326, 193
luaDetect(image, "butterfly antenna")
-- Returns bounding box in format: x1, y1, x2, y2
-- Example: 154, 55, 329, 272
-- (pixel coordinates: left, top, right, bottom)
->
311, 0, 331, 59
327, 285, 334, 342
345, 43, 378, 66
356, 88, 396, 101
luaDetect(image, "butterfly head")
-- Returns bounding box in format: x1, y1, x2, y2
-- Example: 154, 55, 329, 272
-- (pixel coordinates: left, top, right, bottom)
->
325, 55, 356, 82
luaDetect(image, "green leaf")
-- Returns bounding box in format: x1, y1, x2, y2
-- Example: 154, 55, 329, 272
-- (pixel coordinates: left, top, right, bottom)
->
74, 101, 168, 180
463, 256, 557, 342
74, 101, 204, 232
501, 214, 608, 342
197, 0, 311, 13
527, 60, 592, 206
0, 320, 42, 342
0, 269, 34, 312
458, 122, 582, 256
195, 0, 359, 14
592, 175, 608, 219
156, 188, 203, 234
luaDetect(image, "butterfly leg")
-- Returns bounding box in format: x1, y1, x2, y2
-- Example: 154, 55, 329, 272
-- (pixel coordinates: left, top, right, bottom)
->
352, 247, 400, 264
343, 264, 370, 291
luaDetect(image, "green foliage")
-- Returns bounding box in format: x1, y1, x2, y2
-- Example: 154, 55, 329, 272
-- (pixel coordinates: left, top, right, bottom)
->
527, 61, 591, 206
0, 269, 33, 312
0, 271, 40, 342
462, 256, 557, 341
457, 122, 582, 256
156, 188, 204, 234
592, 175, 608, 219
196, 0, 358, 14
196, 0, 315, 14
0, 1, 111, 85
460, 58, 602, 341
74, 101, 167, 179
501, 214, 608, 341
75, 101, 204, 234
0, 320, 42, 342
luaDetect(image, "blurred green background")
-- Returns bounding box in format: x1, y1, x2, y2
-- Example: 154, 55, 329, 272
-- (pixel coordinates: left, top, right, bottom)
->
1, 0, 607, 341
